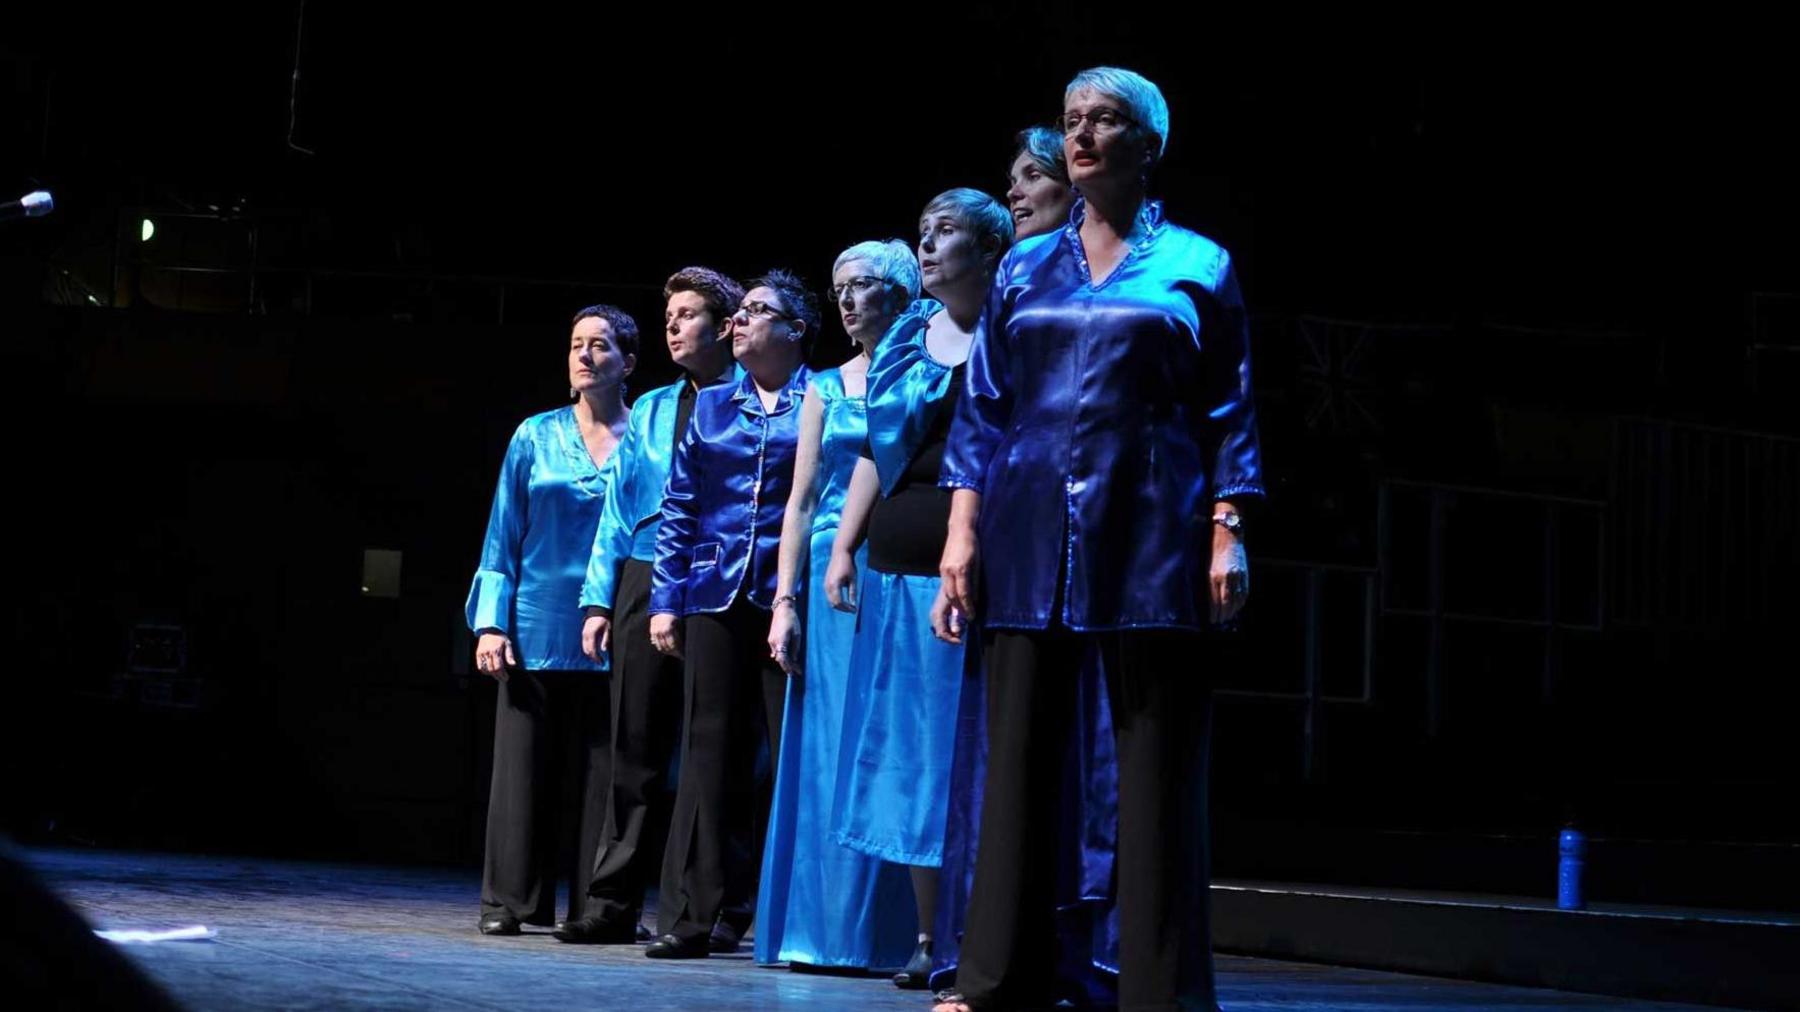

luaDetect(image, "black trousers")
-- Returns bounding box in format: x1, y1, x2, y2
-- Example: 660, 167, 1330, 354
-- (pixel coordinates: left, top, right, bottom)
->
584, 558, 685, 927
655, 596, 787, 944
956, 627, 1215, 1012
480, 666, 611, 924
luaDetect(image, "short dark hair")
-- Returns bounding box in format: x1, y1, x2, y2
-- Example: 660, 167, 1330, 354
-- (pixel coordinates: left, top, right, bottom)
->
662, 266, 745, 333
571, 304, 640, 359
746, 267, 821, 357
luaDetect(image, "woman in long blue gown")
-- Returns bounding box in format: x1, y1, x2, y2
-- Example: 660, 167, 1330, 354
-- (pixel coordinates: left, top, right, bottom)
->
755, 241, 921, 969
822, 189, 1013, 989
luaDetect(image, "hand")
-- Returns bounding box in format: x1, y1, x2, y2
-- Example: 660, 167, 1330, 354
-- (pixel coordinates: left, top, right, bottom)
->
581, 613, 612, 661
475, 632, 517, 682
824, 549, 859, 613
938, 522, 979, 622
1209, 523, 1250, 624
649, 613, 683, 658
929, 583, 966, 645
767, 601, 803, 676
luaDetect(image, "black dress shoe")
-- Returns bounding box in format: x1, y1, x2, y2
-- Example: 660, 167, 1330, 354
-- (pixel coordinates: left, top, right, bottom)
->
478, 913, 521, 936
708, 922, 741, 954
552, 915, 638, 944
644, 932, 710, 959
636, 922, 653, 942
893, 939, 933, 989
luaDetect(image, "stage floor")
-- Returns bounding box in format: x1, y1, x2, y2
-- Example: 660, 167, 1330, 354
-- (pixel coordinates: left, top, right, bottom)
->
24, 847, 1729, 1010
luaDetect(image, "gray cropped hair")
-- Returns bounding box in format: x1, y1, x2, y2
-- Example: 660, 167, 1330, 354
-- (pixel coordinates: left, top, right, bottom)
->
1065, 65, 1170, 162
832, 239, 922, 304
922, 187, 1015, 262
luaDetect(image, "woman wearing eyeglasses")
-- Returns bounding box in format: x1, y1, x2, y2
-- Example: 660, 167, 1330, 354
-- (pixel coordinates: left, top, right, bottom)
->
754, 241, 921, 970
823, 188, 1014, 990
928, 139, 1115, 1007
932, 67, 1265, 1012
641, 270, 819, 960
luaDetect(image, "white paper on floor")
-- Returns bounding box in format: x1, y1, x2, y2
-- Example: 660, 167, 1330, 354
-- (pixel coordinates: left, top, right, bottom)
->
95, 926, 218, 943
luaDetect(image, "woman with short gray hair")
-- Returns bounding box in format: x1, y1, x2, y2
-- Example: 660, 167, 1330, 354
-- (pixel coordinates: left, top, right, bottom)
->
933, 66, 1264, 1012
825, 187, 1013, 990
755, 239, 921, 970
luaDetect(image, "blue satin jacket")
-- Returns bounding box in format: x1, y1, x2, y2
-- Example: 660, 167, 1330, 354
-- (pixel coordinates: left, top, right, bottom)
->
579, 369, 737, 612
466, 406, 613, 670
865, 298, 951, 496
940, 199, 1265, 631
650, 366, 813, 617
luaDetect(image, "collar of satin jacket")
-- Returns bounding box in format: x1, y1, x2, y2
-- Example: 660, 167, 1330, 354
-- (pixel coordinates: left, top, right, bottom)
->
938, 197, 1265, 632
864, 298, 957, 498
649, 364, 814, 616
578, 366, 740, 611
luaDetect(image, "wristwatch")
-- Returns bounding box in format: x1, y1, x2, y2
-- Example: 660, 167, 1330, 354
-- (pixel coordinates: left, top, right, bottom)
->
1211, 511, 1244, 538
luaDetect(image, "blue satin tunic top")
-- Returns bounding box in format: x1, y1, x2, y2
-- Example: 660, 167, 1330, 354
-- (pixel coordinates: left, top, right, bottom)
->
466, 406, 615, 670
651, 366, 813, 617
940, 199, 1265, 632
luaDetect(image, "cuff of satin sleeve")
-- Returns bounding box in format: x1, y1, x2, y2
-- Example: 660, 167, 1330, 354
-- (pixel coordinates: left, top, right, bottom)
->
1213, 482, 1266, 501
938, 475, 983, 493
577, 581, 615, 613
465, 570, 515, 636
647, 589, 682, 616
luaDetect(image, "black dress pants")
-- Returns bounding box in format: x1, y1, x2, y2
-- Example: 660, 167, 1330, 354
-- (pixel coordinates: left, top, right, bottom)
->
480, 666, 611, 924
955, 626, 1216, 1012
655, 597, 786, 944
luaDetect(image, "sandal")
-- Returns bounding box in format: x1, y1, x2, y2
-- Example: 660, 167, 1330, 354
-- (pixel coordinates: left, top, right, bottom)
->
930, 989, 977, 1012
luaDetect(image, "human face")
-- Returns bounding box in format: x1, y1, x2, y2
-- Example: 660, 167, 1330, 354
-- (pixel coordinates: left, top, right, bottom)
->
1063, 87, 1151, 191
918, 210, 988, 300
570, 315, 632, 394
1006, 150, 1073, 239
830, 258, 901, 348
664, 290, 726, 374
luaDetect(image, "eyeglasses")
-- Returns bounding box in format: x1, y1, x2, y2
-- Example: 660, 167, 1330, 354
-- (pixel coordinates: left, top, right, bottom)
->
1061, 107, 1136, 136
827, 276, 889, 303
737, 299, 794, 322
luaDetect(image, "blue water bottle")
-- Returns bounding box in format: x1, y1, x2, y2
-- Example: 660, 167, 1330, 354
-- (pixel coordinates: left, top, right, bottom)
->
1557, 826, 1586, 910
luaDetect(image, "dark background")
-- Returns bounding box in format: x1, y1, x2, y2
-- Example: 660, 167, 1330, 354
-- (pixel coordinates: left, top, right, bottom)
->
3, 7, 1796, 913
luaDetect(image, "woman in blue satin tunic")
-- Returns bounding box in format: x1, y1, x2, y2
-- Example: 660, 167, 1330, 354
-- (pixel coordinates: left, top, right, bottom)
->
465, 305, 638, 937
755, 241, 922, 970
932, 68, 1264, 1012
931, 129, 1124, 1005
824, 189, 1014, 990
642, 269, 818, 960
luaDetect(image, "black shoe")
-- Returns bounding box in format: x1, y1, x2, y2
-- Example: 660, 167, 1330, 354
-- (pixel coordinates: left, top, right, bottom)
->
636, 922, 653, 942
893, 939, 933, 989
644, 933, 710, 959
478, 913, 521, 936
552, 915, 639, 944
708, 922, 742, 954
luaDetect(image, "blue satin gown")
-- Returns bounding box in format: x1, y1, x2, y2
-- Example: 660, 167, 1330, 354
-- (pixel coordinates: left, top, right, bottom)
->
755, 367, 915, 969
